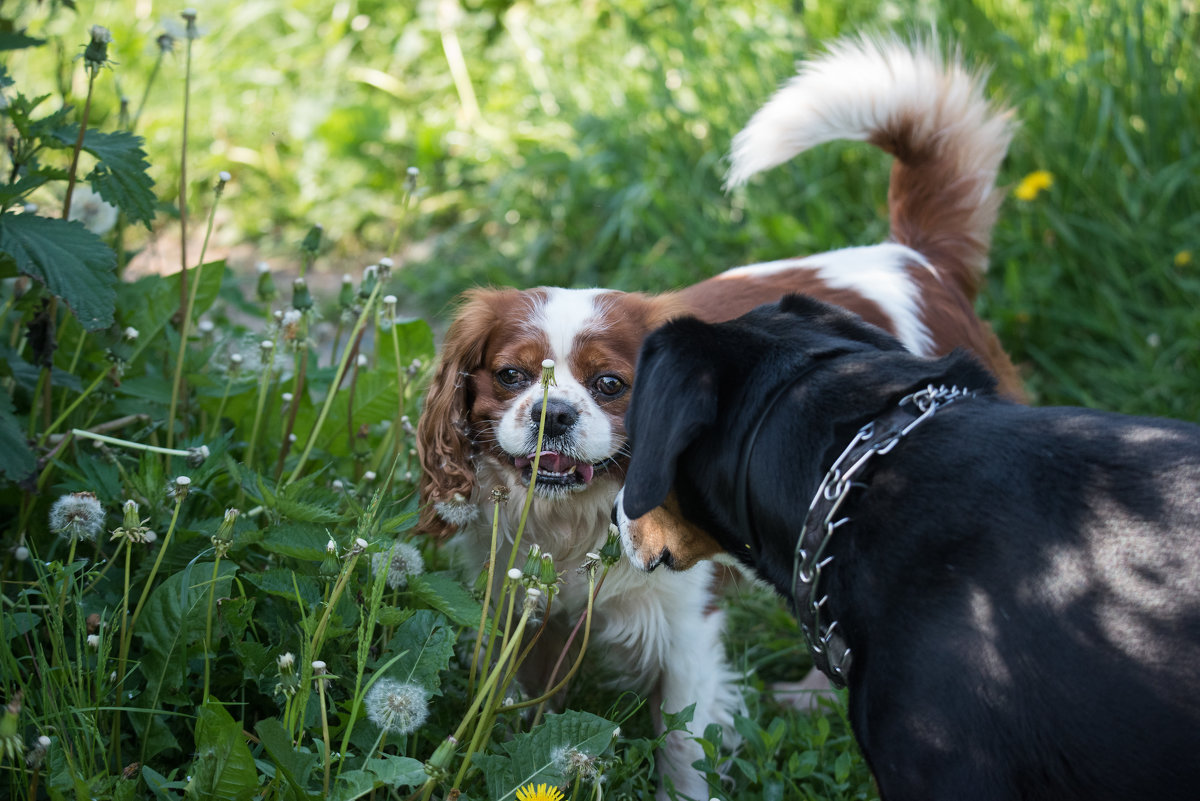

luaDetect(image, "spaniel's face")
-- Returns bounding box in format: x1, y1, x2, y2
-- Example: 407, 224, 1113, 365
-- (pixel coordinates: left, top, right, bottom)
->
416, 286, 680, 532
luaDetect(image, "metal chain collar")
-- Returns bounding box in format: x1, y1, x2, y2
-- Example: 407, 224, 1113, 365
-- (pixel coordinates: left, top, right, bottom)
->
792, 384, 975, 687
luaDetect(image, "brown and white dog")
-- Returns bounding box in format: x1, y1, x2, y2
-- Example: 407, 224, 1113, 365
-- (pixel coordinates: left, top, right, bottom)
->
417, 37, 1022, 799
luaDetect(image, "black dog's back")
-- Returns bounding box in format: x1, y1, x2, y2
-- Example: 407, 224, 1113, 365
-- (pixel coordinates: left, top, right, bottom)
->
832, 401, 1200, 800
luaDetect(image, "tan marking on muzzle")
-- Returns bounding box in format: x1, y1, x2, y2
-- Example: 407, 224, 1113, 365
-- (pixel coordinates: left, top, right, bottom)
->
627, 492, 723, 571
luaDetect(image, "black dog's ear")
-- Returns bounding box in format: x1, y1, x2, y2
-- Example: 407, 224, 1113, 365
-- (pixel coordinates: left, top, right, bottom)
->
621, 321, 719, 519
777, 293, 906, 352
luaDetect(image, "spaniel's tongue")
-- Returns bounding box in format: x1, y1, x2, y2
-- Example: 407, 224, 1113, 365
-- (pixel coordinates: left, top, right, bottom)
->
514, 451, 595, 482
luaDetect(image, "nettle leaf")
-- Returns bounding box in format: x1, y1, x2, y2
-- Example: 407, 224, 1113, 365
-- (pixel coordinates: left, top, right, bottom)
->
0, 212, 116, 330
186, 699, 259, 801
405, 573, 483, 627
50, 126, 156, 227
118, 262, 226, 365
260, 522, 333, 561
475, 710, 619, 801
136, 561, 239, 705
0, 385, 35, 482
243, 568, 322, 608
378, 609, 455, 694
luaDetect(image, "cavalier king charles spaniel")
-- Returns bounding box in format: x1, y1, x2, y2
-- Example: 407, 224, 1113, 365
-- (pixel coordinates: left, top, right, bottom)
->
417, 36, 1023, 799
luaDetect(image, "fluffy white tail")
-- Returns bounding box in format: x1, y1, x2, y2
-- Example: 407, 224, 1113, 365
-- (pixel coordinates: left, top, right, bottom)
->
726, 36, 1015, 298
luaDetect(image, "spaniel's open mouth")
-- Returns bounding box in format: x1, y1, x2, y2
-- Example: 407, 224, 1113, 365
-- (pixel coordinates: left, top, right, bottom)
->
512, 451, 597, 488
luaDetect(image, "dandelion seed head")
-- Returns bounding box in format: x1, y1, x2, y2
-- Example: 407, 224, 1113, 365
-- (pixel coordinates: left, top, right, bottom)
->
14, 547, 29, 562
197, 318, 215, 334
218, 170, 231, 183
256, 261, 271, 275
370, 541, 425, 590
123, 326, 140, 341
50, 492, 104, 541
551, 746, 600, 781
363, 470, 377, 482
67, 186, 119, 235
356, 354, 368, 368
365, 678, 429, 735
87, 634, 100, 649
277, 652, 295, 671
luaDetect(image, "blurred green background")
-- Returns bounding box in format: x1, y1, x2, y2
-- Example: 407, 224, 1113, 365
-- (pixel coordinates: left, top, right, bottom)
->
7, 0, 1199, 416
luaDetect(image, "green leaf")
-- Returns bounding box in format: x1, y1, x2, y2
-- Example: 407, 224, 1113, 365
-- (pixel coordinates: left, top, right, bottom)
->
0, 212, 116, 330
137, 561, 239, 705
119, 263, 227, 365
254, 718, 320, 801
331, 755, 425, 801
379, 609, 455, 694
474, 710, 619, 801
0, 32, 45, 51
0, 386, 34, 482
405, 572, 483, 627
243, 568, 322, 608
49, 127, 156, 228
186, 699, 259, 801
261, 523, 335, 561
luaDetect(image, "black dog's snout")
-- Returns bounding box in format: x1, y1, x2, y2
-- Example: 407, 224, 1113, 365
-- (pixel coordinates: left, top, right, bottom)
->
611, 502, 619, 526
532, 398, 579, 438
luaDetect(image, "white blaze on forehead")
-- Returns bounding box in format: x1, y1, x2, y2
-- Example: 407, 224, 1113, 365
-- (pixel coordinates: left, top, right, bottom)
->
536, 287, 609, 363
714, 243, 936, 356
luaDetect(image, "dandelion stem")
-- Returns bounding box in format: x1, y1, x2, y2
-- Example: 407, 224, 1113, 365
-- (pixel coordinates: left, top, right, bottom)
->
166, 175, 225, 460
244, 341, 278, 473
467, 500, 502, 696
67, 428, 193, 457
287, 281, 384, 485
177, 32, 194, 317
202, 554, 222, 700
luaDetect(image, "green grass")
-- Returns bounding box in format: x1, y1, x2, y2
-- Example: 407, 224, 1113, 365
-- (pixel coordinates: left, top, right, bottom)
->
0, 0, 1196, 799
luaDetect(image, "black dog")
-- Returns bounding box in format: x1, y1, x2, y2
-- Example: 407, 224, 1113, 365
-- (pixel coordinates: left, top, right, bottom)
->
613, 294, 1200, 801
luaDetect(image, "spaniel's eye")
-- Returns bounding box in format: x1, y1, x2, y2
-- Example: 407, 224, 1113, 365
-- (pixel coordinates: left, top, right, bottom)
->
594, 375, 627, 397
496, 368, 528, 388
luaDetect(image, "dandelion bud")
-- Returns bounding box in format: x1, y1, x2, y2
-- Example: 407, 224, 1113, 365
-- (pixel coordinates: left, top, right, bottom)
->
541, 359, 556, 387
0, 693, 23, 763
255, 263, 277, 303
331, 479, 344, 492
181, 8, 200, 39
215, 172, 231, 196
538, 553, 558, 588
366, 679, 429, 735
521, 544, 543, 578
312, 660, 327, 675
291, 277, 313, 312
156, 32, 175, 53
300, 223, 323, 256
359, 264, 379, 299
229, 353, 243, 373
377, 257, 394, 281
507, 568, 523, 582
186, 444, 210, 468
212, 508, 238, 556
260, 340, 274, 354
424, 735, 457, 780
338, 274, 355, 308
404, 166, 419, 193
356, 353, 368, 369
600, 527, 622, 566
83, 25, 112, 72
277, 652, 295, 673
25, 734, 50, 770
197, 319, 214, 335
50, 492, 104, 542
319, 539, 340, 578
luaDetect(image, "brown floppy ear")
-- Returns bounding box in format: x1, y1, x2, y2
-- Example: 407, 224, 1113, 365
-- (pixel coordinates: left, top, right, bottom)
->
416, 289, 504, 537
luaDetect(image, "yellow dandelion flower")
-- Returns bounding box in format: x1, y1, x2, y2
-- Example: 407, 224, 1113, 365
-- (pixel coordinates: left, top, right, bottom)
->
1013, 170, 1054, 201
1174, 250, 1192, 268
515, 782, 566, 801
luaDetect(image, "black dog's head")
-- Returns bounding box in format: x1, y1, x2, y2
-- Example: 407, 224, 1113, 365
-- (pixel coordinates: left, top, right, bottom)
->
614, 294, 995, 581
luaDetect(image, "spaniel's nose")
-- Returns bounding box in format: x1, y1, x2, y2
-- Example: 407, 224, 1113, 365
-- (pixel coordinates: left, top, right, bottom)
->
531, 398, 579, 438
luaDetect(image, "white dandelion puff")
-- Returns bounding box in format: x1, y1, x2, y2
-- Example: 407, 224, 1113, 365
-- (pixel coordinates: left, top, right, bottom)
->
370, 541, 425, 590
50, 492, 104, 541
365, 679, 429, 735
